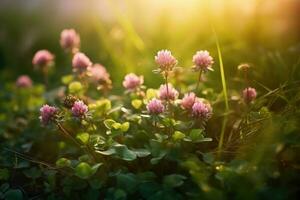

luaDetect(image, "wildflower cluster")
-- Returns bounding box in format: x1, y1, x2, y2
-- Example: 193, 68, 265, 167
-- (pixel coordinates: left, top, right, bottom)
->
5, 28, 268, 200
20, 29, 260, 161
29, 30, 221, 184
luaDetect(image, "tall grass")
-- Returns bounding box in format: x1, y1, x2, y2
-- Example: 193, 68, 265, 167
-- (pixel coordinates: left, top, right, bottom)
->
214, 29, 229, 159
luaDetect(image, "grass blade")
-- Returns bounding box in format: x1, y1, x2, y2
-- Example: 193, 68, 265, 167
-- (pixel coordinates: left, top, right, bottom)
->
213, 29, 229, 158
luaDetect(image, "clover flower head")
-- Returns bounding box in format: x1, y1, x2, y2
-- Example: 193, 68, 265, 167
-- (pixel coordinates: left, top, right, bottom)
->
192, 100, 212, 121
122, 73, 144, 91
158, 83, 179, 101
16, 75, 32, 88
72, 52, 92, 73
243, 87, 257, 103
71, 100, 88, 118
147, 98, 165, 115
32, 50, 54, 68
155, 50, 177, 71
39, 104, 58, 125
88, 64, 110, 83
181, 92, 196, 110
60, 29, 80, 52
192, 50, 213, 72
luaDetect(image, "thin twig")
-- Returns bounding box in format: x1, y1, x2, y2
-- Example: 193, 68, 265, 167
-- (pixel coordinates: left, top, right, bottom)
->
56, 122, 97, 162
3, 148, 67, 172
56, 122, 81, 148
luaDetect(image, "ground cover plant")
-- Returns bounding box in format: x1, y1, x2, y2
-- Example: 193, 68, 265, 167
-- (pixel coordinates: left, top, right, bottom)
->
0, 27, 300, 200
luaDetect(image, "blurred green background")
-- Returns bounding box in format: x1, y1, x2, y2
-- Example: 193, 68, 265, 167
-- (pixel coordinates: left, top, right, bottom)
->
0, 0, 300, 91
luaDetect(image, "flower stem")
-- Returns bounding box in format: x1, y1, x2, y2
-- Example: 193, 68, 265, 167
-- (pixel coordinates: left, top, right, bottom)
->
56, 122, 81, 147
154, 118, 157, 132
43, 67, 49, 89
164, 71, 171, 117
193, 69, 203, 104
56, 122, 97, 162
195, 69, 203, 94
165, 72, 170, 103
244, 70, 249, 88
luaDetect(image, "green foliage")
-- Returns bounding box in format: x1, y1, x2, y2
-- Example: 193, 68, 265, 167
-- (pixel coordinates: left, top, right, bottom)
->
4, 189, 23, 200
104, 119, 116, 129
23, 167, 42, 179
76, 132, 90, 144
0, 183, 23, 199
0, 169, 9, 181
131, 99, 143, 109
75, 162, 102, 179
89, 99, 112, 117
163, 174, 186, 188
56, 158, 71, 168
172, 131, 185, 141
97, 143, 150, 161
183, 129, 212, 143
69, 81, 84, 95
62, 75, 74, 85
120, 122, 130, 132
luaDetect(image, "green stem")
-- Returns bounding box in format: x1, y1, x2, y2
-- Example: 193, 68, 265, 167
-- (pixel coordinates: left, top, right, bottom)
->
195, 69, 203, 94
43, 67, 49, 89
214, 29, 229, 159
165, 72, 170, 104
56, 122, 97, 162
153, 118, 158, 134
244, 70, 249, 88
164, 72, 173, 120
56, 122, 81, 147
218, 116, 228, 155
